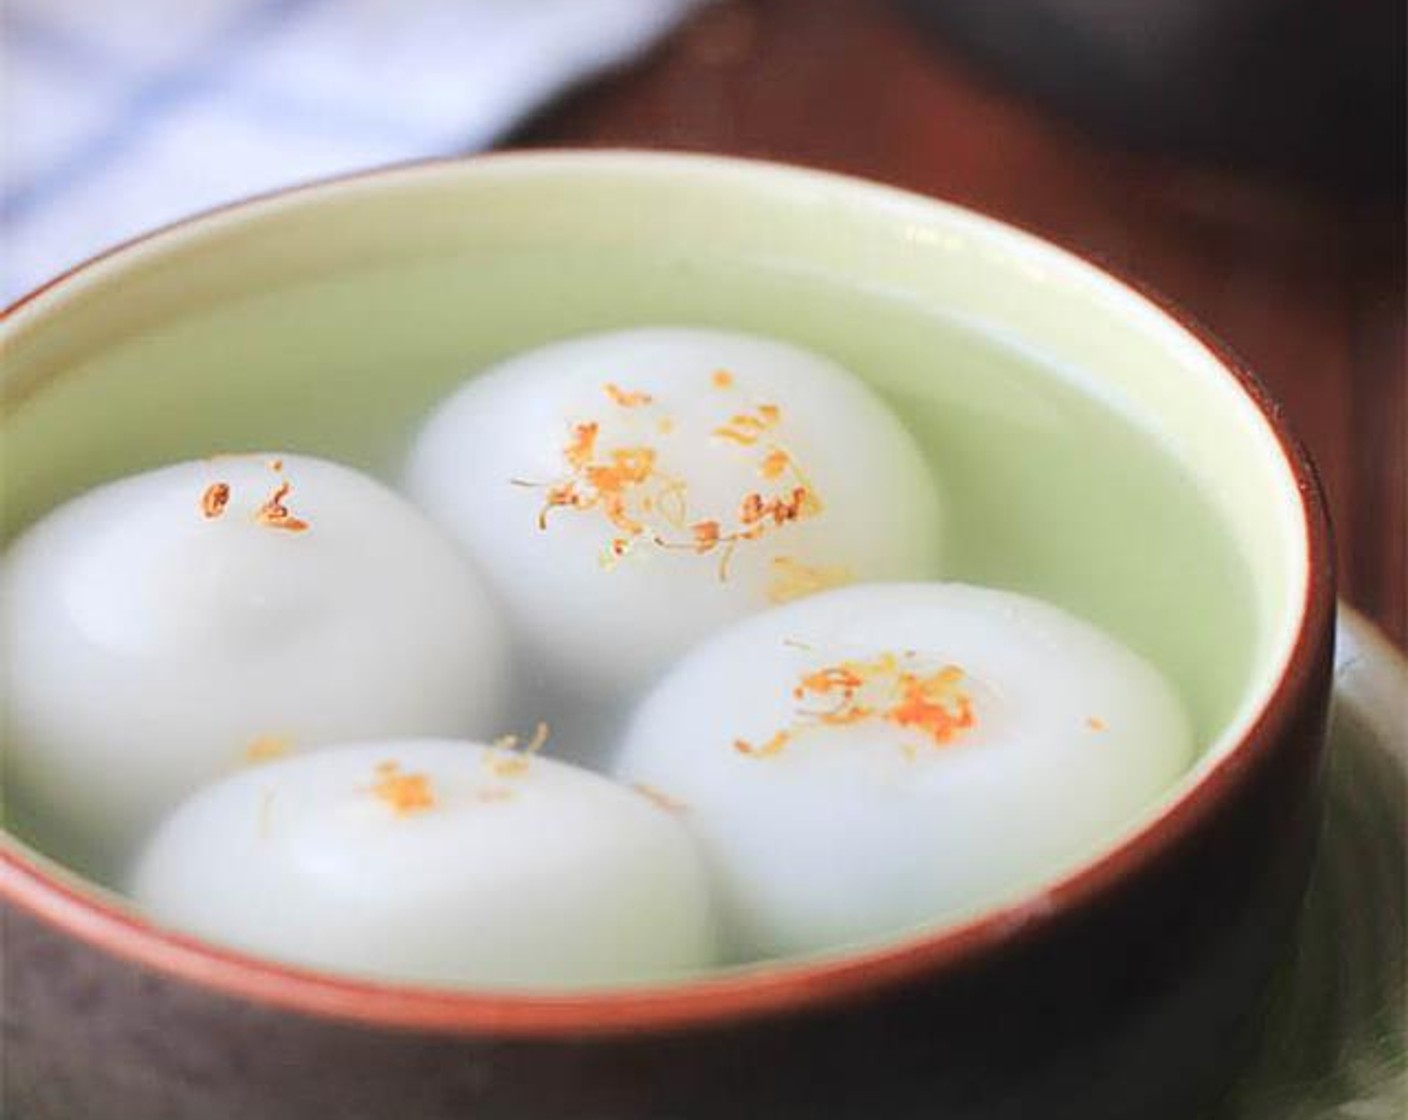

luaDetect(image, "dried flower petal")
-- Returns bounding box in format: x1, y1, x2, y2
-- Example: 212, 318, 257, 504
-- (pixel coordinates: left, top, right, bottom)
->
244, 734, 290, 764
254, 480, 309, 533
200, 482, 231, 519
767, 555, 854, 604
370, 761, 436, 816
604, 383, 653, 408
737, 655, 977, 760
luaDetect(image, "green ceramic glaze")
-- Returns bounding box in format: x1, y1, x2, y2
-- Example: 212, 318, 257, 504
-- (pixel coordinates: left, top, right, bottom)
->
0, 152, 1307, 808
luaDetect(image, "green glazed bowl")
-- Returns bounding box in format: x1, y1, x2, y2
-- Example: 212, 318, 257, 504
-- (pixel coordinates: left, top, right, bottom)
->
0, 152, 1334, 1120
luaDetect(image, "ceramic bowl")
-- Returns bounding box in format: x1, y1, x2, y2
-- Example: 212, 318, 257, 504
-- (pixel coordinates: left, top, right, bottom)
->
0, 152, 1334, 1120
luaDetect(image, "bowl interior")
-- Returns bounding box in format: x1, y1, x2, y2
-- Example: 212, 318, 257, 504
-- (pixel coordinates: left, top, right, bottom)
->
1, 153, 1308, 957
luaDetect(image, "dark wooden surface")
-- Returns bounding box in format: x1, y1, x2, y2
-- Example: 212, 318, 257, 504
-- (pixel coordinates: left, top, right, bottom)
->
517, 0, 1406, 650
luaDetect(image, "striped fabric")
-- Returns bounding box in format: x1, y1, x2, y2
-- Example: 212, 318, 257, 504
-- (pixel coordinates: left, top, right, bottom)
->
1, 0, 704, 300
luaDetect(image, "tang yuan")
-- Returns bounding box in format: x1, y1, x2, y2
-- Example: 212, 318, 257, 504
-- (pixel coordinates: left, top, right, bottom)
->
1, 454, 508, 878
612, 583, 1194, 960
405, 328, 941, 697
130, 739, 716, 988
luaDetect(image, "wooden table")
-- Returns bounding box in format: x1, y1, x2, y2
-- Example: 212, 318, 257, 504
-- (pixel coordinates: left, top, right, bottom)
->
518, 0, 1406, 650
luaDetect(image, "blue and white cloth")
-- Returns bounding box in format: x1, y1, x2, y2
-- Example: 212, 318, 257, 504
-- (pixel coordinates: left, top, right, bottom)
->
1, 0, 704, 301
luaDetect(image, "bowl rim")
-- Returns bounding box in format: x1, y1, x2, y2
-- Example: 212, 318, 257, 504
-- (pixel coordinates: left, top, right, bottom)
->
0, 149, 1335, 1037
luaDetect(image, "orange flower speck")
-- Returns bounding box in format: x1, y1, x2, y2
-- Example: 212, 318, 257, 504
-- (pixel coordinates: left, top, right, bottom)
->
736, 654, 977, 761
371, 761, 436, 816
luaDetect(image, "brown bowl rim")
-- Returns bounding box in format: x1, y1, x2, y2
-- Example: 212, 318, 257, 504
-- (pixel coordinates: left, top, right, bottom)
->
0, 150, 1335, 1038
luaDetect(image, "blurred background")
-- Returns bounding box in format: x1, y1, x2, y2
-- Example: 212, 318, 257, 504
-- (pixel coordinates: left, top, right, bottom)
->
2, 0, 1403, 647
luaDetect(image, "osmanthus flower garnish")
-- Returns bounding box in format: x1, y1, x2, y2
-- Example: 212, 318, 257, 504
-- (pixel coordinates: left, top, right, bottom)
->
734, 651, 977, 760
766, 555, 854, 604
611, 582, 1195, 960
370, 759, 437, 817
363, 726, 555, 815
484, 721, 552, 780
0, 451, 510, 876
200, 482, 231, 519
244, 734, 291, 764
404, 327, 944, 698
523, 373, 835, 583
254, 480, 309, 533
131, 740, 717, 987
197, 457, 309, 533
